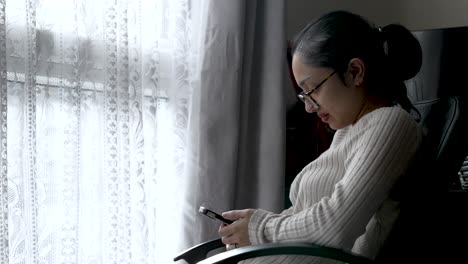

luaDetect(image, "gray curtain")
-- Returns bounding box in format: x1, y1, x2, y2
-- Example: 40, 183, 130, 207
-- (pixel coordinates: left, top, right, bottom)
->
177, 0, 288, 251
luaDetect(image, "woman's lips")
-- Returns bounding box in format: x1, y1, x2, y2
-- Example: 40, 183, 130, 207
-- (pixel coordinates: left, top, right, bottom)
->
318, 113, 329, 122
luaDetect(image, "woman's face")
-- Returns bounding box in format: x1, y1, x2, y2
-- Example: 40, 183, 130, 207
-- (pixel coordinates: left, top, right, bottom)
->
291, 54, 366, 130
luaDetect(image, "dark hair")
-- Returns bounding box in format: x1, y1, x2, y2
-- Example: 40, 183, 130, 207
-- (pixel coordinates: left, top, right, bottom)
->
291, 10, 422, 115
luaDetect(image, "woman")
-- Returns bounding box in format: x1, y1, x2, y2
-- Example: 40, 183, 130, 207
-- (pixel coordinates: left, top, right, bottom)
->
218, 10, 424, 263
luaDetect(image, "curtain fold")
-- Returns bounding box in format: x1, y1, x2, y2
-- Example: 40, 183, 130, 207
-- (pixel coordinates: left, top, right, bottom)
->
0, 0, 8, 262
178, 0, 287, 251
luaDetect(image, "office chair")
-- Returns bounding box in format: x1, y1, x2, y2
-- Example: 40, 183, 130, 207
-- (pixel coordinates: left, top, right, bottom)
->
174, 96, 467, 264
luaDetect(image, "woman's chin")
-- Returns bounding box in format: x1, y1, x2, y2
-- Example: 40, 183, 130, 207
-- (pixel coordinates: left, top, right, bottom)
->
327, 120, 344, 130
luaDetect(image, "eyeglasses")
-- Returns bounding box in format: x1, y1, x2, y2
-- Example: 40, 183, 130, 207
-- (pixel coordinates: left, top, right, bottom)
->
297, 70, 337, 110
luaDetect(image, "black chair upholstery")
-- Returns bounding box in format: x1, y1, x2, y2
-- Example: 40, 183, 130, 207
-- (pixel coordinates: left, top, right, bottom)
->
174, 96, 468, 264
375, 96, 468, 264
414, 97, 467, 189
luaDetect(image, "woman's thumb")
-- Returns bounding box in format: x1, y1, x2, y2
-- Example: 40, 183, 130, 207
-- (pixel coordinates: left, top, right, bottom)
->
222, 210, 243, 220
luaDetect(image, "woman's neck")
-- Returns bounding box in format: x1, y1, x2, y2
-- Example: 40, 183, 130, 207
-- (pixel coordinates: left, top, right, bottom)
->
353, 96, 389, 124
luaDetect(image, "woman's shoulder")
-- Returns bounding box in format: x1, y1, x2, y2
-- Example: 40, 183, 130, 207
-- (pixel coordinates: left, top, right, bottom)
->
347, 105, 424, 142
357, 105, 421, 130
332, 106, 424, 149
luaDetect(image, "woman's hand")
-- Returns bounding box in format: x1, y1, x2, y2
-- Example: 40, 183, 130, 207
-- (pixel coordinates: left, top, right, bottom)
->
218, 209, 256, 250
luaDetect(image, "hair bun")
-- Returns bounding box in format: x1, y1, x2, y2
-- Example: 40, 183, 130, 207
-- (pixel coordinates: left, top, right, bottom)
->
381, 24, 422, 81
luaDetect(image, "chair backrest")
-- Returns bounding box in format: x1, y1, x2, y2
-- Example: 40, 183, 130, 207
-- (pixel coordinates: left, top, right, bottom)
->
414, 96, 468, 190
376, 96, 468, 263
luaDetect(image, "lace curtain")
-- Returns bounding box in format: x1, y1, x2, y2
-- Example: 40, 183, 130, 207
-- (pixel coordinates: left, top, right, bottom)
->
0, 0, 204, 263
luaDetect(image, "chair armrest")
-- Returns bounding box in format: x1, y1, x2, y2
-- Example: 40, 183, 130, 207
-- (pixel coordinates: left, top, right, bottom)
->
197, 242, 374, 264
174, 238, 225, 264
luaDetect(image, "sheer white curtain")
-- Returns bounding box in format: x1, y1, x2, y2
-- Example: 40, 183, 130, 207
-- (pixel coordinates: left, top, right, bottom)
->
0, 0, 205, 263
0, 0, 288, 263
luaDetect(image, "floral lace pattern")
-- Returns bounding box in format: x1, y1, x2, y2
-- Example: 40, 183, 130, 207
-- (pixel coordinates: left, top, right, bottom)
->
1, 0, 201, 263
0, 0, 8, 263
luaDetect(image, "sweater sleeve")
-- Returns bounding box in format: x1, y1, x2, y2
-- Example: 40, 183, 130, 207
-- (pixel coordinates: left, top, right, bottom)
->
248, 108, 423, 250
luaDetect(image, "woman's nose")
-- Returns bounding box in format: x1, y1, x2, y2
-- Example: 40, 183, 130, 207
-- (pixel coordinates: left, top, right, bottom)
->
305, 101, 317, 113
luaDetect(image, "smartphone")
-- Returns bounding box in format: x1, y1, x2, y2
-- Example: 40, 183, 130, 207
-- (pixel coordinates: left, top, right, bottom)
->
199, 206, 234, 224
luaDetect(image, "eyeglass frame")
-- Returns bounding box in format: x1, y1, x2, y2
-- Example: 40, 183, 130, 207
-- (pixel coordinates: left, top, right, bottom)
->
297, 70, 337, 110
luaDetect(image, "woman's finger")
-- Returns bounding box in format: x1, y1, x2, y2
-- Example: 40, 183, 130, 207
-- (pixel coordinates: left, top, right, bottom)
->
218, 223, 233, 237
221, 235, 236, 245
222, 210, 244, 221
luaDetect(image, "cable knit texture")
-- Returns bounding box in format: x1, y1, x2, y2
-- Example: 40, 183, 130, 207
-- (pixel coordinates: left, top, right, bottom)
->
246, 106, 424, 263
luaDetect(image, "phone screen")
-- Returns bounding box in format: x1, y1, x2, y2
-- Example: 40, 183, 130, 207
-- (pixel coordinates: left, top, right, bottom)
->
199, 206, 234, 224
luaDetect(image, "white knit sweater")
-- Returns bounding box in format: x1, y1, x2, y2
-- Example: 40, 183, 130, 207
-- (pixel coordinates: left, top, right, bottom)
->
246, 106, 424, 263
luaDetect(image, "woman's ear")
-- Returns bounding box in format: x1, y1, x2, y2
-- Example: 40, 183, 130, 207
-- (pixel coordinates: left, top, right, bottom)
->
347, 58, 365, 87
